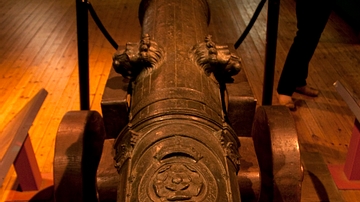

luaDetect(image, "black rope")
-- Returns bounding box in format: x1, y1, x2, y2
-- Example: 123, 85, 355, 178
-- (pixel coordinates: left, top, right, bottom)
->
87, 2, 119, 50
234, 0, 267, 49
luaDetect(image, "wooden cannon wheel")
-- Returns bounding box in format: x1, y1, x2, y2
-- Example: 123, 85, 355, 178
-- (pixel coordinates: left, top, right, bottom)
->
252, 105, 303, 201
53, 110, 105, 202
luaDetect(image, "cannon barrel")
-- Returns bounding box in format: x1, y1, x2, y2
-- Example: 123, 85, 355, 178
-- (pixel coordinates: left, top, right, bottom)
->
112, 0, 242, 201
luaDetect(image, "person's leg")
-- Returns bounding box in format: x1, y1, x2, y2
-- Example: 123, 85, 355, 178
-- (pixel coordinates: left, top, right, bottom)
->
277, 0, 332, 99
294, 0, 332, 88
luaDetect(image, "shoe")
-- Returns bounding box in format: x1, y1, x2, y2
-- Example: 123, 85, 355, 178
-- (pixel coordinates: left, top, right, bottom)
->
278, 94, 295, 110
295, 86, 319, 97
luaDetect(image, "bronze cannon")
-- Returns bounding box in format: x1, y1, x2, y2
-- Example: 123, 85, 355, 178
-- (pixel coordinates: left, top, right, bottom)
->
53, 0, 303, 201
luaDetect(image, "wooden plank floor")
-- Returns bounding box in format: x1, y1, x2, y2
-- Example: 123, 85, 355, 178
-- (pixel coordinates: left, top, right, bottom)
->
0, 0, 359, 201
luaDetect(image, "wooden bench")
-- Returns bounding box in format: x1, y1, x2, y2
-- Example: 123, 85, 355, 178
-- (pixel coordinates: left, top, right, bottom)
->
328, 80, 360, 189
0, 89, 52, 200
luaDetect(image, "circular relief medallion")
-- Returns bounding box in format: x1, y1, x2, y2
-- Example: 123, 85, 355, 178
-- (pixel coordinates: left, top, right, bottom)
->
138, 162, 218, 202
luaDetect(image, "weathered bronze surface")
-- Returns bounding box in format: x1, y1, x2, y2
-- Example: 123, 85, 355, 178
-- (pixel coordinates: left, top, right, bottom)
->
112, 0, 242, 201
53, 0, 303, 201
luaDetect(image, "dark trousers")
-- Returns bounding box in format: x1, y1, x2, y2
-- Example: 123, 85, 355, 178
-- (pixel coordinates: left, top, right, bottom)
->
277, 0, 332, 96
